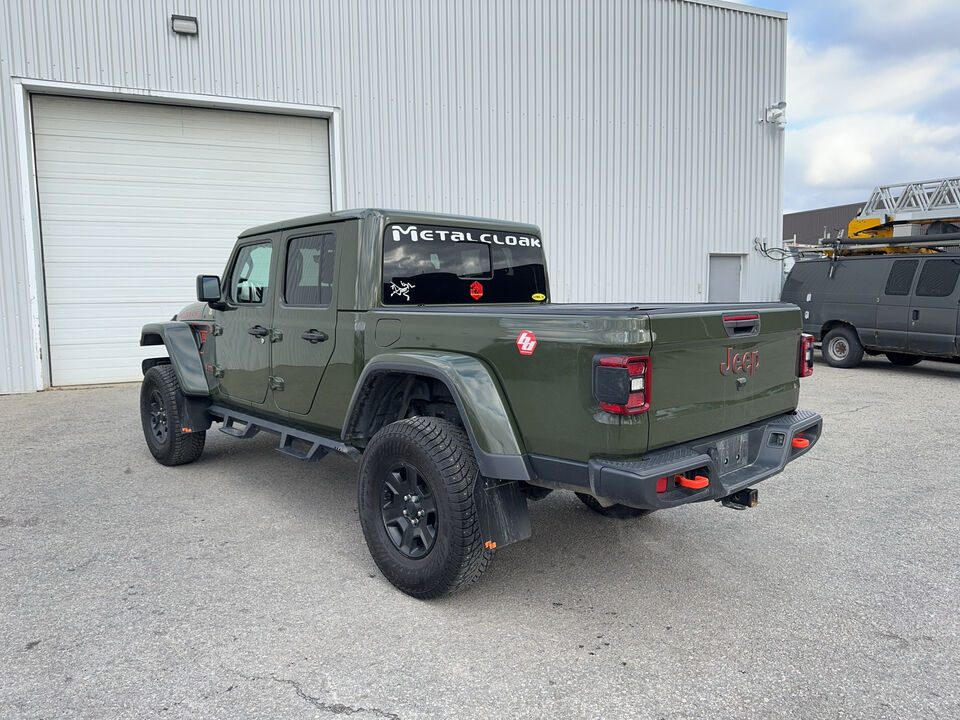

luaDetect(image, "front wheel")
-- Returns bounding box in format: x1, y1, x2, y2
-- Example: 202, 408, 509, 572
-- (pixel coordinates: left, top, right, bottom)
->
140, 365, 205, 466
357, 417, 492, 598
822, 326, 864, 368
886, 352, 922, 366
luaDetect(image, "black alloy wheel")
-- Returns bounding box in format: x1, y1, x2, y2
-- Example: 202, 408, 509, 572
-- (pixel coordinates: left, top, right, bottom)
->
148, 389, 169, 445
380, 462, 439, 559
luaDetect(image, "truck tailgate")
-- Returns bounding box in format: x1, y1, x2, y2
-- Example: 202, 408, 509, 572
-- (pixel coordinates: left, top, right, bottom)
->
646, 305, 801, 451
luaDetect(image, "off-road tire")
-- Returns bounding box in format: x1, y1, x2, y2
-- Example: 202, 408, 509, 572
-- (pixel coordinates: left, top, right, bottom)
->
575, 493, 651, 518
822, 326, 863, 368
885, 352, 922, 366
358, 417, 493, 598
140, 365, 206, 466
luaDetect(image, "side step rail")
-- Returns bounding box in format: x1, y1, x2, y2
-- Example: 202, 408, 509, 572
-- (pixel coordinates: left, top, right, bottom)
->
209, 405, 361, 463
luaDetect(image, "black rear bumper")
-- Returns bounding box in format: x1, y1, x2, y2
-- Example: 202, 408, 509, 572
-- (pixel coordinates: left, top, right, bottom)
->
528, 410, 823, 510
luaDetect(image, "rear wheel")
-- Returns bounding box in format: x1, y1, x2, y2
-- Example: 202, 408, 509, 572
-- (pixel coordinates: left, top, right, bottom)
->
575, 493, 650, 519
358, 417, 492, 598
140, 365, 205, 466
822, 326, 863, 368
885, 352, 922, 366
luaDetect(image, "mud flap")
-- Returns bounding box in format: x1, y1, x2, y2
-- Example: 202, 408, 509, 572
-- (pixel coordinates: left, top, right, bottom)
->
473, 477, 532, 549
175, 391, 212, 433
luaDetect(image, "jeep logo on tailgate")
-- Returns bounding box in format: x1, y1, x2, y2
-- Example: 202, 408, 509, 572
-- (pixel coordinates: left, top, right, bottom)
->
720, 347, 759, 376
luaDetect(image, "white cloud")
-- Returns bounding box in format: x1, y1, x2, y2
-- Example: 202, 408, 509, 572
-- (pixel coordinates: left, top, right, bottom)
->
786, 37, 960, 126
846, 0, 960, 32
785, 113, 960, 210
782, 6, 960, 211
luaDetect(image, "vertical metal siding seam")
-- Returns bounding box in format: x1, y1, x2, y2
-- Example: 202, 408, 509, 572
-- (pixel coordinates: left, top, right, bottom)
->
0, 3, 13, 385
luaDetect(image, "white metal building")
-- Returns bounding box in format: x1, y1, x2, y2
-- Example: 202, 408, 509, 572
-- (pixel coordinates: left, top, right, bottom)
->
0, 0, 786, 393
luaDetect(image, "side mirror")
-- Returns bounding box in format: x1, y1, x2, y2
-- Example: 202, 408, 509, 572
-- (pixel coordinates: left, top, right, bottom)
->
196, 275, 221, 303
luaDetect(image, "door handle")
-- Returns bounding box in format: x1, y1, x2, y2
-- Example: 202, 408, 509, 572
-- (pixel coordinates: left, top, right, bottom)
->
912, 310, 920, 321
247, 325, 269, 337
301, 329, 329, 344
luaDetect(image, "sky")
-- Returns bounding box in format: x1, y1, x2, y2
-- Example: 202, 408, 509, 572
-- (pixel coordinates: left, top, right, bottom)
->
742, 0, 960, 212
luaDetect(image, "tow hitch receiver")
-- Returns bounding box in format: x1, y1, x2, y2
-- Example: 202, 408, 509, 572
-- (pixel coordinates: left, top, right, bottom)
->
721, 488, 758, 510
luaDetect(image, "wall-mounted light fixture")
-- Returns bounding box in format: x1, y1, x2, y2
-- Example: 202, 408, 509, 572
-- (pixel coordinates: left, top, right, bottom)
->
171, 14, 199, 36
761, 101, 787, 130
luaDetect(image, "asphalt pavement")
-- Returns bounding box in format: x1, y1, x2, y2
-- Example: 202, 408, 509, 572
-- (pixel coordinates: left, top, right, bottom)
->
1, 355, 958, 719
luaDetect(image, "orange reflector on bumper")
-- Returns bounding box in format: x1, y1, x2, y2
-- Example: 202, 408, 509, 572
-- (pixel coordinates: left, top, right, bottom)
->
791, 437, 810, 449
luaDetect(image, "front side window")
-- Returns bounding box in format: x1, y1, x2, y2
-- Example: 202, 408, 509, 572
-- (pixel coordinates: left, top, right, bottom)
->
231, 242, 273, 304
916, 259, 960, 298
285, 233, 337, 306
884, 259, 918, 296
382, 223, 548, 305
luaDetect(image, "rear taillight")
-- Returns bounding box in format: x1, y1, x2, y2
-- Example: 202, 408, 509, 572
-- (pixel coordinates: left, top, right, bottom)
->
593, 355, 651, 414
799, 333, 815, 378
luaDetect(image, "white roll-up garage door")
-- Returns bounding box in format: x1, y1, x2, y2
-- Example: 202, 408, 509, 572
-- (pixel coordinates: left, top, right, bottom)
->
32, 95, 332, 386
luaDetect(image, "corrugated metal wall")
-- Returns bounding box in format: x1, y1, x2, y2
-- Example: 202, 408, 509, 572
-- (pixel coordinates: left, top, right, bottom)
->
784, 202, 864, 244
0, 0, 786, 392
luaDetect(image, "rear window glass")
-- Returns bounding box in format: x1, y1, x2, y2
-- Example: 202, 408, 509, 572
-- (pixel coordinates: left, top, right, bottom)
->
884, 259, 918, 296
916, 259, 960, 297
382, 223, 548, 305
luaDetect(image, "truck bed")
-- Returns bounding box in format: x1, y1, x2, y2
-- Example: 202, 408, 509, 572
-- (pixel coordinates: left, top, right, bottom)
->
365, 302, 803, 461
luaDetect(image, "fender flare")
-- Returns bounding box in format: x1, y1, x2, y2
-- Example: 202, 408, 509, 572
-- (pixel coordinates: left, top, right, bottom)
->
342, 351, 531, 482
140, 322, 210, 396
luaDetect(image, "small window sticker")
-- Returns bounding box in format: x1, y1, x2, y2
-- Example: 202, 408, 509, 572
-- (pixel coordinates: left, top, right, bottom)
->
390, 280, 415, 302
806, 292, 812, 302
470, 281, 484, 300
532, 292, 546, 301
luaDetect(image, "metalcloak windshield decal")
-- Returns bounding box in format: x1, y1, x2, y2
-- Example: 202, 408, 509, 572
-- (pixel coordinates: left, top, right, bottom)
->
389, 224, 542, 248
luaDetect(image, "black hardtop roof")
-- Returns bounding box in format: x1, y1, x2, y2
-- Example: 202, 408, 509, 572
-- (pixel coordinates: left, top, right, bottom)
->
238, 208, 541, 239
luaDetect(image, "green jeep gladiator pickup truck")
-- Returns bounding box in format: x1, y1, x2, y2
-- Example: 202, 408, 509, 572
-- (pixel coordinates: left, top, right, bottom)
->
140, 209, 821, 598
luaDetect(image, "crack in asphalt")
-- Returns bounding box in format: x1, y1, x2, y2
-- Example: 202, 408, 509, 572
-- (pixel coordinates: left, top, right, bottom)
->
821, 403, 874, 417
233, 670, 401, 719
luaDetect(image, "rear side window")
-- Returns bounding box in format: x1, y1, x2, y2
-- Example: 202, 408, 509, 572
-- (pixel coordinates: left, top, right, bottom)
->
884, 259, 918, 296
916, 259, 960, 297
382, 223, 548, 305
285, 233, 336, 306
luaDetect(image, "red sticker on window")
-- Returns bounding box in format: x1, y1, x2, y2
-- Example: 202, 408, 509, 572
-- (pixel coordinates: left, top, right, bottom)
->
516, 330, 537, 355
469, 281, 484, 300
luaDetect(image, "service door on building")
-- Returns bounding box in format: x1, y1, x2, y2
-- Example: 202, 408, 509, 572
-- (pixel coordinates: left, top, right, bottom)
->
31, 94, 332, 386
708, 255, 742, 302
